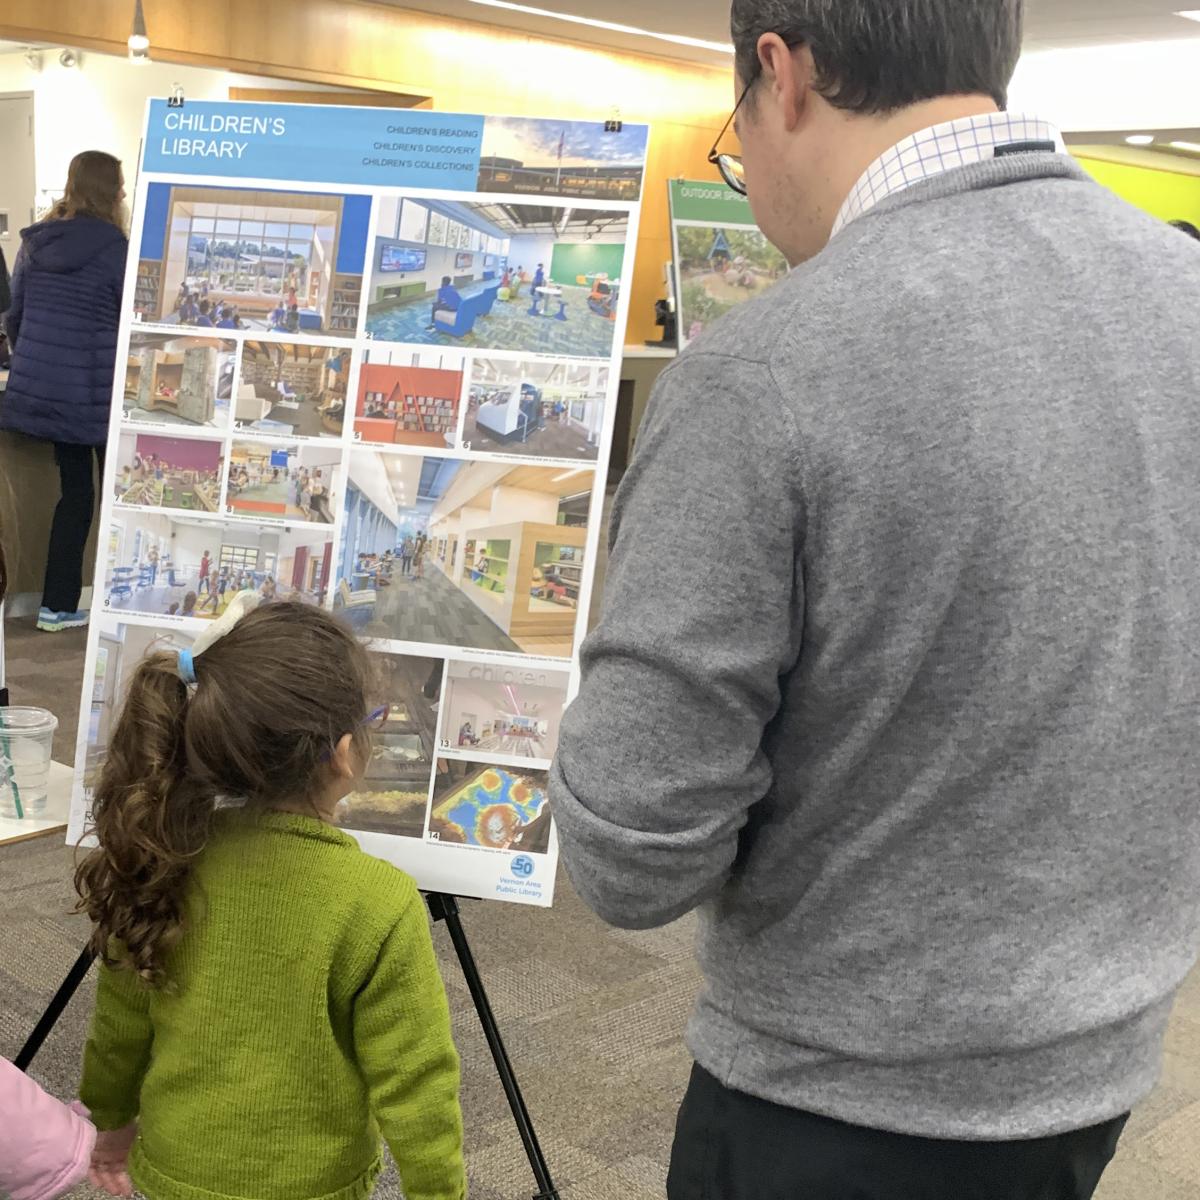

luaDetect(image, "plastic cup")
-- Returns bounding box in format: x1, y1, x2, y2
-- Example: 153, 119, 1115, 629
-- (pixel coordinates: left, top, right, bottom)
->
0, 707, 60, 820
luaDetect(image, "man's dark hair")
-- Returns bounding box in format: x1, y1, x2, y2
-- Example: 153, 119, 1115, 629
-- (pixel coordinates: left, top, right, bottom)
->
731, 0, 1025, 114
1169, 220, 1200, 241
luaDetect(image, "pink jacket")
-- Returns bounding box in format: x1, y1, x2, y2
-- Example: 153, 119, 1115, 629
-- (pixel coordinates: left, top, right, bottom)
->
0, 1057, 95, 1200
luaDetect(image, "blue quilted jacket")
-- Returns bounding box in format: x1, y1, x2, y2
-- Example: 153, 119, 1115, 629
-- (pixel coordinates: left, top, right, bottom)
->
1, 215, 128, 445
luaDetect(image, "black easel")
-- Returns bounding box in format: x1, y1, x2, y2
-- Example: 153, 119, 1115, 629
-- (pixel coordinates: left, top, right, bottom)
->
16, 895, 560, 1200
427, 893, 560, 1200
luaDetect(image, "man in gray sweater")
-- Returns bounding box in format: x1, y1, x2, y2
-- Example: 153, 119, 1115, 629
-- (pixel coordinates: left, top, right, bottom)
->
550, 2, 1200, 1197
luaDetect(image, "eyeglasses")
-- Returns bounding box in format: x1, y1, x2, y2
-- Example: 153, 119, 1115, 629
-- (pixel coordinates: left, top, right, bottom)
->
708, 82, 752, 196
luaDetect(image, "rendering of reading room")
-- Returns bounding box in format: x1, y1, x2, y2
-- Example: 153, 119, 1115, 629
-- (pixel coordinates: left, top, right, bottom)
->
364, 198, 627, 358
132, 183, 370, 338
234, 341, 349, 437
337, 451, 592, 658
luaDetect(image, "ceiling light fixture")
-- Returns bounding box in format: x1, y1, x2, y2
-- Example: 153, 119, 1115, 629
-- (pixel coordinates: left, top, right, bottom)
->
1176, 10, 1200, 22
1169, 140, 1200, 153
128, 0, 150, 62
552, 467, 588, 483
1125, 134, 1155, 146
462, 0, 734, 55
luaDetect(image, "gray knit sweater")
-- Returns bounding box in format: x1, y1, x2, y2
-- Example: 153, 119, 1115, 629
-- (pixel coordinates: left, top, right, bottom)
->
551, 152, 1200, 1139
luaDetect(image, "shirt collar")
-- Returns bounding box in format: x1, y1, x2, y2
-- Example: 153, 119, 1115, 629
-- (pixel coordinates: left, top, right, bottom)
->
831, 112, 1066, 239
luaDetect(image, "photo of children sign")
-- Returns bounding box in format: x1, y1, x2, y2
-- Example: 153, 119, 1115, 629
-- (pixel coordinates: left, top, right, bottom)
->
67, 98, 650, 909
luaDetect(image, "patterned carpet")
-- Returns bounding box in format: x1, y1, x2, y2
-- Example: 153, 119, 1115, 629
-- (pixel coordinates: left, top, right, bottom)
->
366, 284, 619, 361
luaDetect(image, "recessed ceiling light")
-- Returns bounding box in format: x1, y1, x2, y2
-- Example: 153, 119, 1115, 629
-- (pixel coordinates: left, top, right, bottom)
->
1125, 134, 1155, 146
1169, 140, 1200, 153
462, 0, 735, 55
1176, 10, 1200, 23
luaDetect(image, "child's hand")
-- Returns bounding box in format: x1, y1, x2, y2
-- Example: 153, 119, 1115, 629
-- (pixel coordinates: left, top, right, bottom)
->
89, 1122, 137, 1197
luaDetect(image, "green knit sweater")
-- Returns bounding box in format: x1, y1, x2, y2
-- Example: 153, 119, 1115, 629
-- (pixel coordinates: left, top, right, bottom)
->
79, 808, 466, 1200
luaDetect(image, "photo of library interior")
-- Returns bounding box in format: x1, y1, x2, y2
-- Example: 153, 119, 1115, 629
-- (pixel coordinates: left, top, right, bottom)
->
354, 347, 465, 448
465, 357, 607, 461
113, 431, 224, 513
430, 759, 553, 854
337, 451, 592, 657
364, 198, 627, 358
101, 511, 333, 619
235, 341, 349, 438
443, 660, 570, 764
122, 333, 235, 430
132, 183, 370, 337
225, 441, 342, 524
334, 652, 444, 839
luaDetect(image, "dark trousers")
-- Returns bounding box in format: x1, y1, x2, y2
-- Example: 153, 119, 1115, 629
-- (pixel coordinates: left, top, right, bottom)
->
42, 442, 106, 614
667, 1066, 1129, 1200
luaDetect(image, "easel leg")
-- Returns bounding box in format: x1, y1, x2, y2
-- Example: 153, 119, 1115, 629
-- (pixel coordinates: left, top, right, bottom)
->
15, 944, 97, 1072
427, 893, 560, 1200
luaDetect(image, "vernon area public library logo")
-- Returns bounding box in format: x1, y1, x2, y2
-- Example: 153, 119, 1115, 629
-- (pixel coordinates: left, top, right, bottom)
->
511, 855, 535, 880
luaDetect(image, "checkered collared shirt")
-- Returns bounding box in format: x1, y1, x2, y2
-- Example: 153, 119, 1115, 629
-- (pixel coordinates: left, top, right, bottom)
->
831, 112, 1066, 238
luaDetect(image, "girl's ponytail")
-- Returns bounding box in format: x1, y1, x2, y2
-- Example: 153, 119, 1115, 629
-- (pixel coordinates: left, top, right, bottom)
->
75, 650, 213, 987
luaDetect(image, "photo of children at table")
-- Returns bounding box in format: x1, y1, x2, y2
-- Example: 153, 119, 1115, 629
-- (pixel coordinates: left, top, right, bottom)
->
113, 431, 224, 513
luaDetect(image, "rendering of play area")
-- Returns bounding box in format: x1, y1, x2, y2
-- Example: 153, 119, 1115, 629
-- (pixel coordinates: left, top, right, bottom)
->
364, 198, 627, 358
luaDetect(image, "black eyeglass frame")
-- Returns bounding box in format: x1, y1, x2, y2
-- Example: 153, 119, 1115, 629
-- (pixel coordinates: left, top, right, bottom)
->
708, 82, 753, 196
708, 39, 807, 196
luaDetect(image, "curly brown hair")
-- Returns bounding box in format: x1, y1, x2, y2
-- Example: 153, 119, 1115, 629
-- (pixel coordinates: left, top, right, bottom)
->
74, 602, 374, 987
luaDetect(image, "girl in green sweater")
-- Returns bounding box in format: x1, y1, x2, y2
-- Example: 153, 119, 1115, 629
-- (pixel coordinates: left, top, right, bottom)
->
74, 598, 467, 1200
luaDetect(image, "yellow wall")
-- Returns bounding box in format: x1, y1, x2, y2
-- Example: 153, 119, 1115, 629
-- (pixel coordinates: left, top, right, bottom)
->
1075, 156, 1200, 226
0, 0, 736, 344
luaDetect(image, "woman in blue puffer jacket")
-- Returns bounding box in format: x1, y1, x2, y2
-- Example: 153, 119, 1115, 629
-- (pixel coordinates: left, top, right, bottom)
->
1, 151, 128, 632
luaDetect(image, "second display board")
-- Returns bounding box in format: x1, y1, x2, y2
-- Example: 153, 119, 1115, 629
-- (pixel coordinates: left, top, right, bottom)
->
69, 101, 651, 907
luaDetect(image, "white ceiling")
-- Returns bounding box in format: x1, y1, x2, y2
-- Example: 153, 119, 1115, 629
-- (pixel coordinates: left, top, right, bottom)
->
379, 0, 1200, 66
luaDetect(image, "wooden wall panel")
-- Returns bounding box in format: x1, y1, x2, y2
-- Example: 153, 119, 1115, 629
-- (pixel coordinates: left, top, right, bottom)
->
0, 0, 736, 342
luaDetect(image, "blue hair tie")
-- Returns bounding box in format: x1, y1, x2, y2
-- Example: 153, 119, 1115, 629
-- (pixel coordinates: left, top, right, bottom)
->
177, 648, 197, 686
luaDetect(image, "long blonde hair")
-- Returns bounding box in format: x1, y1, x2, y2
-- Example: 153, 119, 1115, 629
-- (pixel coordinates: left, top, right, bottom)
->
50, 151, 125, 230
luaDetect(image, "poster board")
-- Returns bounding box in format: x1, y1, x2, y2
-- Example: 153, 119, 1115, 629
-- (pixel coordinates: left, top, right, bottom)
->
668, 178, 788, 349
67, 100, 649, 908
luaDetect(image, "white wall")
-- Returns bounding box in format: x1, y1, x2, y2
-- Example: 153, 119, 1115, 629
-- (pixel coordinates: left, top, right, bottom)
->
490, 484, 558, 525
507, 236, 556, 276
0, 46, 348, 208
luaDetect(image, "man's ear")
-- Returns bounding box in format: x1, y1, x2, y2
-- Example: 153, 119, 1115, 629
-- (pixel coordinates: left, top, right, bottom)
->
330, 731, 357, 781
757, 35, 816, 132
